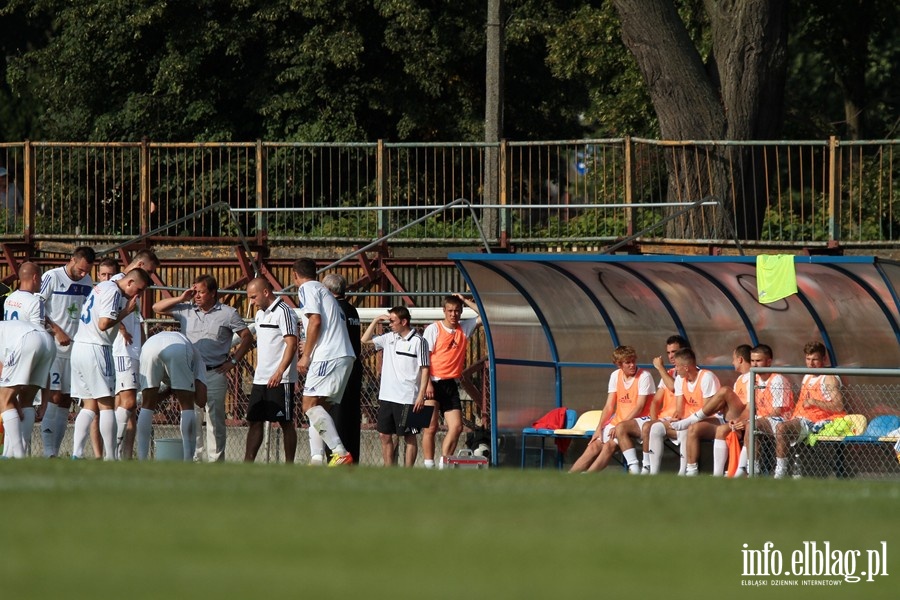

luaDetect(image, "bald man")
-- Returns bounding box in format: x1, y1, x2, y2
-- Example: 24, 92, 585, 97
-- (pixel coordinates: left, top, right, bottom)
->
2, 262, 46, 456
3, 262, 44, 325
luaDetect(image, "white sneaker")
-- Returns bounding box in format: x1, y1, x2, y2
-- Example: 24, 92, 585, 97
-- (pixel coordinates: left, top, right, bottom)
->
628, 463, 641, 475
640, 465, 651, 475
310, 454, 324, 466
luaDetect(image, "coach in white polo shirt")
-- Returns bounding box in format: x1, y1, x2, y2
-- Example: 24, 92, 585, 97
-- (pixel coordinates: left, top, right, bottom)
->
361, 306, 430, 467
153, 274, 253, 462
244, 278, 299, 463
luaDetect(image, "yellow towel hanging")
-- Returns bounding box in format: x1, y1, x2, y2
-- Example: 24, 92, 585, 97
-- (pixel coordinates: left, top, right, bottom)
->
756, 255, 797, 303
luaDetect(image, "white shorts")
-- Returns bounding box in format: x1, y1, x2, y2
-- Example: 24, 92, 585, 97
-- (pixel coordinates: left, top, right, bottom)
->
302, 356, 354, 404
139, 339, 198, 392
0, 329, 56, 388
48, 355, 72, 393
70, 342, 115, 400
115, 355, 139, 392
601, 422, 616, 443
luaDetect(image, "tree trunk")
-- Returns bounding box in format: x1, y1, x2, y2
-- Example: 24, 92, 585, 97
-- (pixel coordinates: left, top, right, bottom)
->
613, 0, 787, 240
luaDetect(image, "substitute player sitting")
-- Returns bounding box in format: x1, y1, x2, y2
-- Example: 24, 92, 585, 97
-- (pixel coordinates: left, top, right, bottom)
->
569, 345, 655, 474
769, 341, 843, 479
667, 348, 721, 475
723, 344, 793, 476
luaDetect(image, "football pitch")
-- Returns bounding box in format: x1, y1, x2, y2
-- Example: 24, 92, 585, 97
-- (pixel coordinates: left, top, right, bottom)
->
1, 461, 896, 599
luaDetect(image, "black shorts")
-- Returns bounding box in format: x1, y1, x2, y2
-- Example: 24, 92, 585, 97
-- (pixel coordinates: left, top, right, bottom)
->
377, 401, 411, 436
432, 379, 462, 414
247, 383, 295, 423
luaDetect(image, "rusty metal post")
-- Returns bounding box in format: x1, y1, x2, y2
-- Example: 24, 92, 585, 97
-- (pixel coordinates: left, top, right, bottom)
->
140, 137, 150, 236
624, 136, 634, 238
23, 140, 34, 243
256, 139, 266, 246
827, 136, 840, 243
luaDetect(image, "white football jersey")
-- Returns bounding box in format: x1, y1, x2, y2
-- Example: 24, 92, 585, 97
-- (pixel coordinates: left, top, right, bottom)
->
39, 266, 93, 354
111, 272, 143, 359
297, 280, 355, 361
3, 289, 45, 326
73, 280, 126, 347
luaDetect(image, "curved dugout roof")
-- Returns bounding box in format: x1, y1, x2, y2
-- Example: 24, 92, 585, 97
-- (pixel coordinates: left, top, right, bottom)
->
450, 254, 900, 462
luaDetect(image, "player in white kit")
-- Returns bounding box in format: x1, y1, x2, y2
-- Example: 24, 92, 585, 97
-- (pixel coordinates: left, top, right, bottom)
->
2, 261, 45, 456
38, 246, 95, 457
0, 321, 56, 458
135, 330, 207, 461
68, 269, 150, 459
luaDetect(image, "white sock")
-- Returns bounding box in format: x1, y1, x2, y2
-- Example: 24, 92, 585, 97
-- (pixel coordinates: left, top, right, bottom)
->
19, 406, 35, 456
738, 446, 748, 470
41, 402, 59, 457
305, 405, 347, 456
622, 448, 639, 473
136, 409, 154, 460
685, 462, 699, 476
712, 439, 728, 476
2, 409, 24, 458
54, 405, 69, 453
672, 410, 706, 431
180, 410, 196, 461
648, 422, 666, 474
71, 410, 95, 458
676, 429, 689, 475
775, 457, 789, 477
308, 422, 325, 459
115, 407, 131, 449
423, 459, 435, 469
99, 410, 116, 461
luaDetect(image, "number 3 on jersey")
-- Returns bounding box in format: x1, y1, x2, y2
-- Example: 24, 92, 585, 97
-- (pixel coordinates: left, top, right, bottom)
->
80, 295, 95, 324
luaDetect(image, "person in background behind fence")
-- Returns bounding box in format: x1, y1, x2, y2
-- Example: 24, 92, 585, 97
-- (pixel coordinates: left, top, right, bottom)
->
361, 306, 430, 467
244, 278, 299, 463
39, 246, 95, 457
153, 274, 253, 462
293, 258, 355, 466
322, 273, 362, 465
0, 166, 23, 232
422, 294, 481, 469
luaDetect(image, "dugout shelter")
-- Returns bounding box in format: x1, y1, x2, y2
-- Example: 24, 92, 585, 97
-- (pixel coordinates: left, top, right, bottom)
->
449, 253, 900, 467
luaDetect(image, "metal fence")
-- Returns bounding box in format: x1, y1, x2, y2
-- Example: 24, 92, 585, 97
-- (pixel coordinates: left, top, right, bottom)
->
2, 138, 898, 247
748, 367, 900, 479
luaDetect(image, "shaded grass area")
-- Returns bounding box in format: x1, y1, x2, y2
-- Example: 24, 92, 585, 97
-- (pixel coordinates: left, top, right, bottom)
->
1, 460, 897, 599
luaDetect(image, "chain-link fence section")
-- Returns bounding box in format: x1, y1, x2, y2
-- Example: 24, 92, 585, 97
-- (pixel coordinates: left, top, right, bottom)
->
748, 368, 900, 479
20, 321, 490, 465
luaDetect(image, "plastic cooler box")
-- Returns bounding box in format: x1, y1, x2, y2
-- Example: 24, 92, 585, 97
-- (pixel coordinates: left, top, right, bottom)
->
444, 449, 489, 469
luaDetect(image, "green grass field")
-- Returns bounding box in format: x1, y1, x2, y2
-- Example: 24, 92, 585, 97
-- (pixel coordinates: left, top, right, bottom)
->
1, 461, 897, 599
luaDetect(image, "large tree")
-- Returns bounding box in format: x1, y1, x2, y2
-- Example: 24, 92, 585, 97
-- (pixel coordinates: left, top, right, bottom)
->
612, 0, 788, 239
